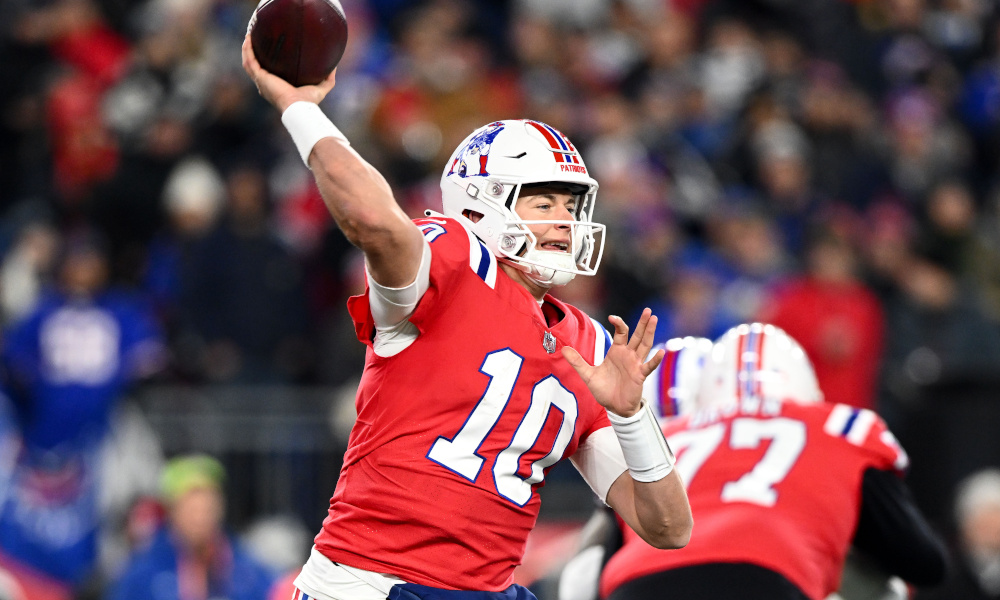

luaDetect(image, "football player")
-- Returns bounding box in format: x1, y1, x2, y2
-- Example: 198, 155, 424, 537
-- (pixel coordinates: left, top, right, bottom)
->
558, 337, 712, 600
241, 37, 692, 600
643, 336, 714, 424
591, 323, 947, 600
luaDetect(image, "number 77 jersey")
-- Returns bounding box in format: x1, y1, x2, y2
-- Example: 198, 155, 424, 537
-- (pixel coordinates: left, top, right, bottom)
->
599, 399, 909, 600
314, 217, 615, 591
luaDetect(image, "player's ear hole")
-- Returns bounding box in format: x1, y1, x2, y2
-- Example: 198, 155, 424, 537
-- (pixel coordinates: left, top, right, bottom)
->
463, 209, 485, 223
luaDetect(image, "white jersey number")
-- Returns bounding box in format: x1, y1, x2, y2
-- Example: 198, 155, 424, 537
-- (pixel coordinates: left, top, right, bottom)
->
669, 417, 806, 506
428, 349, 578, 506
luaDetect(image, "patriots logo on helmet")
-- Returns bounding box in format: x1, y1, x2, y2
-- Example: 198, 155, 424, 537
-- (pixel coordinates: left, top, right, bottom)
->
448, 122, 505, 178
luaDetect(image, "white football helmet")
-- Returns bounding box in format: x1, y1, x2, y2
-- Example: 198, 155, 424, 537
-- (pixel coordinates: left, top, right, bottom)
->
643, 336, 714, 422
697, 323, 823, 410
439, 120, 605, 287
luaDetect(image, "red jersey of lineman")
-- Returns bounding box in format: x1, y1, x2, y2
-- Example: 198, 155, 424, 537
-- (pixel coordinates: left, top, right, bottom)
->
599, 400, 909, 600
314, 217, 613, 591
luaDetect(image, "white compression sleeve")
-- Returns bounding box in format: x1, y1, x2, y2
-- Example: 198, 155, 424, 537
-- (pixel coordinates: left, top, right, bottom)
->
571, 427, 628, 503
367, 237, 431, 329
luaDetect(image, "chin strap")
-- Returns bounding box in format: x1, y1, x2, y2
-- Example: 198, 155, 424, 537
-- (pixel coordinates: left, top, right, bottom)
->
529, 265, 576, 287
516, 245, 580, 287
499, 256, 576, 288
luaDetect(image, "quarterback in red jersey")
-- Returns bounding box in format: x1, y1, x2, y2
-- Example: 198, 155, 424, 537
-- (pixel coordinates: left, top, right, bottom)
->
593, 323, 946, 600
242, 36, 692, 600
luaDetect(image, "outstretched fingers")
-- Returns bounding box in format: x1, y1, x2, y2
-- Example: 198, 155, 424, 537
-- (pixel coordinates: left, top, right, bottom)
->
561, 346, 593, 383
628, 308, 654, 352
609, 315, 630, 346
640, 347, 666, 378
634, 310, 658, 361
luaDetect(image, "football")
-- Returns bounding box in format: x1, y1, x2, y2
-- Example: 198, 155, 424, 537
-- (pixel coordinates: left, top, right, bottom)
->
248, 0, 348, 87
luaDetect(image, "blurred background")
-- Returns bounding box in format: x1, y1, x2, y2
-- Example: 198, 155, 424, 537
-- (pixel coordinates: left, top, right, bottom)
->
1, 0, 1000, 597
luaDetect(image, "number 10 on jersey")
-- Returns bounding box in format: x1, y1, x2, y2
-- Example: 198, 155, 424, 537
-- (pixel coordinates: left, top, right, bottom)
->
427, 349, 579, 506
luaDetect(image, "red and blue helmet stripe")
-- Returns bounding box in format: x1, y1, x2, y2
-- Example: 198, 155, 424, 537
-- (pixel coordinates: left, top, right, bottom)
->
525, 120, 581, 164
657, 344, 683, 418
736, 325, 766, 401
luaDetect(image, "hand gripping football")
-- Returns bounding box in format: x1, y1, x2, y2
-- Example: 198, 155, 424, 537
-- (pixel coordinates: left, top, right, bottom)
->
248, 0, 348, 87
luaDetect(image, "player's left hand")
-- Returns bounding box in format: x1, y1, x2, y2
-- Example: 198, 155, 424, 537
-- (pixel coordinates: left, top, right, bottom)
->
562, 308, 665, 418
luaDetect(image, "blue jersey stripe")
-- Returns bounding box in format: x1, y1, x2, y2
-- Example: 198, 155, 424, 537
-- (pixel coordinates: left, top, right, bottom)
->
476, 240, 491, 280
840, 408, 859, 436
588, 317, 612, 365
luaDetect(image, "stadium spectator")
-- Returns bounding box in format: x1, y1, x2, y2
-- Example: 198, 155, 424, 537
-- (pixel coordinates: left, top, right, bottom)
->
105, 454, 275, 600
916, 468, 1000, 600
173, 163, 311, 383
143, 156, 226, 317
967, 188, 1000, 322
702, 201, 793, 324
0, 221, 60, 325
758, 220, 885, 410
877, 247, 1000, 521
95, 404, 167, 585
639, 260, 735, 345
751, 117, 823, 255
0, 393, 71, 600
0, 230, 166, 592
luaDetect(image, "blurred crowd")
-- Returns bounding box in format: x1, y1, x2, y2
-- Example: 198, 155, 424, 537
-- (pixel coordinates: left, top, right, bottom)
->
3, 0, 1000, 597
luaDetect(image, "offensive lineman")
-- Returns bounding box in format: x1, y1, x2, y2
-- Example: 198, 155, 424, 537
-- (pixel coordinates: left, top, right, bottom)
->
596, 323, 946, 600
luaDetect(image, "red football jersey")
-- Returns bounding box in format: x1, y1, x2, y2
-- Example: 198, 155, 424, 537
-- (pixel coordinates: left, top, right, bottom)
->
314, 217, 613, 591
599, 399, 908, 600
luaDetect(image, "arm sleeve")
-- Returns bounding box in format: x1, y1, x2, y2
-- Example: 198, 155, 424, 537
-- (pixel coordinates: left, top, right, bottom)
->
346, 218, 472, 348
367, 237, 432, 329
570, 426, 629, 503
852, 467, 949, 586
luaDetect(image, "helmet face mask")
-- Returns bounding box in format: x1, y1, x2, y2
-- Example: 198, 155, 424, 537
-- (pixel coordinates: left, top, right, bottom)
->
440, 120, 605, 287
697, 323, 823, 411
